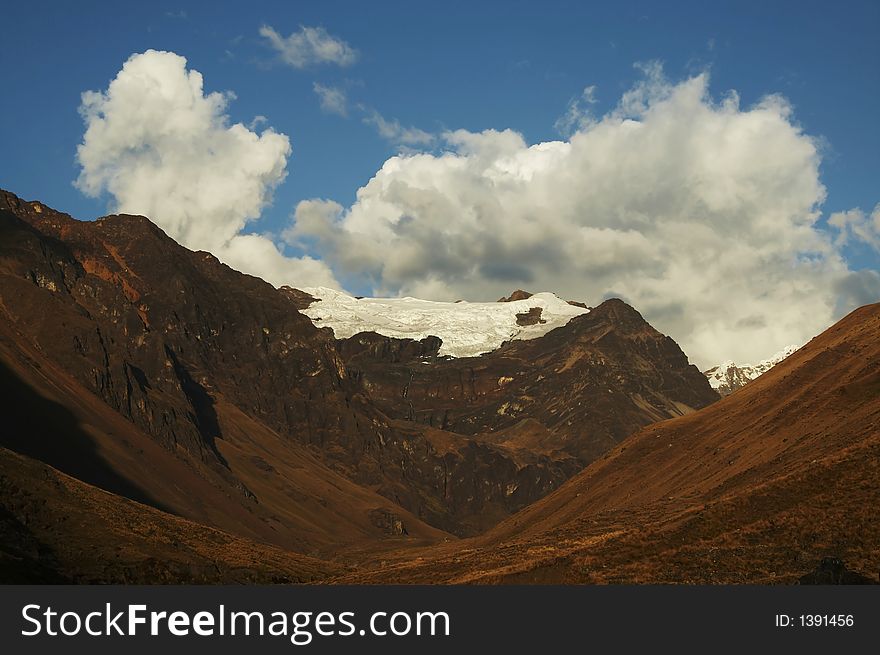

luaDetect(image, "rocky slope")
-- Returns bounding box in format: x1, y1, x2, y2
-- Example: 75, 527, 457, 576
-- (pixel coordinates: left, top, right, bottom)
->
337, 298, 718, 466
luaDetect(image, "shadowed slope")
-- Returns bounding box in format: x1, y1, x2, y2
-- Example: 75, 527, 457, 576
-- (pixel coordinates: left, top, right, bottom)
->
0, 356, 166, 510
0, 448, 336, 584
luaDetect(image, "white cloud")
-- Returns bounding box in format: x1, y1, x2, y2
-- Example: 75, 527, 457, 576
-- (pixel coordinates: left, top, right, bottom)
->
259, 24, 357, 69
219, 233, 338, 288
75, 49, 339, 289
313, 83, 348, 116
363, 109, 434, 146
828, 204, 880, 251
555, 85, 598, 136
287, 64, 880, 367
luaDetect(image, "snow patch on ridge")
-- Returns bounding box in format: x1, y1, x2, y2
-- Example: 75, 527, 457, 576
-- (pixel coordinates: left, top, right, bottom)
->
705, 344, 799, 392
300, 287, 590, 358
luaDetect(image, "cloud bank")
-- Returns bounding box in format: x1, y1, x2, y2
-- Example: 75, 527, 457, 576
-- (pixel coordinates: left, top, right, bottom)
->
260, 25, 358, 69
76, 49, 338, 288
287, 65, 879, 367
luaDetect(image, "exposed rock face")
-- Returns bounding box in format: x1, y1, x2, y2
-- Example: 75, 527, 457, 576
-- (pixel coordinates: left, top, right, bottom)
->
0, 188, 719, 542
498, 289, 533, 302
515, 306, 545, 326
369, 508, 409, 536
278, 285, 318, 310
340, 297, 719, 465
336, 332, 442, 363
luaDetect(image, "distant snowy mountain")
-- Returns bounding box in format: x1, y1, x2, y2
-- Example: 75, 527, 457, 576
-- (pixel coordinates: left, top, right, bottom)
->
704, 345, 799, 396
299, 287, 589, 358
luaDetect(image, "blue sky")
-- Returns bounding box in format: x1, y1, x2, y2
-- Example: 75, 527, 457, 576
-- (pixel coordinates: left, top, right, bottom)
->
1, 0, 878, 365
2, 1, 877, 235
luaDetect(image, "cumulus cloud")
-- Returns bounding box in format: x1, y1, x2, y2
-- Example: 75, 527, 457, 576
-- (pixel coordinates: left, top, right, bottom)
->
313, 83, 348, 116
828, 204, 880, 251
286, 64, 880, 367
260, 24, 357, 69
363, 109, 434, 146
75, 49, 339, 289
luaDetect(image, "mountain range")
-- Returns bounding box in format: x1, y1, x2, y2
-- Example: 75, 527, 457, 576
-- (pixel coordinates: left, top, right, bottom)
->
704, 345, 799, 396
0, 188, 876, 584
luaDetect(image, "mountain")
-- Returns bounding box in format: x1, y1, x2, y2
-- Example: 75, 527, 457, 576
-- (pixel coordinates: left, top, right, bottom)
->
704, 345, 798, 396
0, 188, 718, 580
338, 302, 880, 583
334, 296, 718, 470
0, 190, 452, 555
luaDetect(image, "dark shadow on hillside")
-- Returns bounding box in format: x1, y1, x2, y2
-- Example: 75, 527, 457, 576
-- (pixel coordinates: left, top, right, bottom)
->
163, 347, 227, 467
0, 358, 173, 513
0, 505, 69, 584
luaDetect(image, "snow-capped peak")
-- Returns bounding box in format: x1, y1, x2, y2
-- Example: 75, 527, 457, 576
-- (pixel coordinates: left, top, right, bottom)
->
299, 287, 590, 358
704, 344, 799, 396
